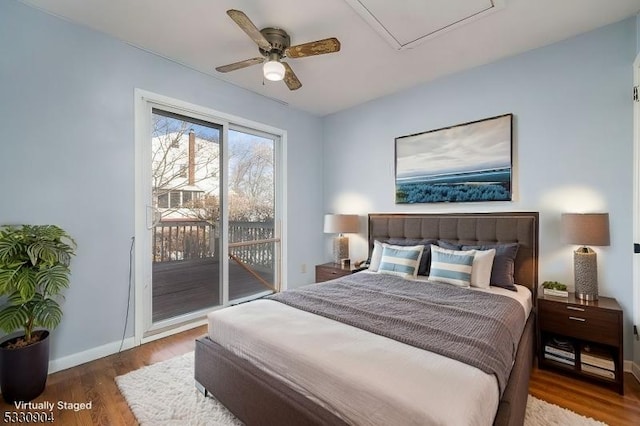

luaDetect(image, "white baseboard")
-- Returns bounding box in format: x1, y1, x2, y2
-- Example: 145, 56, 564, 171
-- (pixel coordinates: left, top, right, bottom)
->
47, 318, 206, 374
48, 336, 136, 374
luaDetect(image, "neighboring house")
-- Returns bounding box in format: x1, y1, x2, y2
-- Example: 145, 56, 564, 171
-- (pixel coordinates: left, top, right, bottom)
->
152, 129, 219, 222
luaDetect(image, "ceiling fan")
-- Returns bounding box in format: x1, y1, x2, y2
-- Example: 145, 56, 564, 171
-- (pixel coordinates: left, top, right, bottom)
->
216, 9, 341, 91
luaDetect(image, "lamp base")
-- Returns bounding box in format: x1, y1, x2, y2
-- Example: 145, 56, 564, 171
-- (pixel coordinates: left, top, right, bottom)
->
333, 235, 349, 264
575, 292, 598, 301
574, 248, 598, 301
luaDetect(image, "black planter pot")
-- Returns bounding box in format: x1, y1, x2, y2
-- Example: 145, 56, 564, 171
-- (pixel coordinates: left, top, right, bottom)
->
0, 330, 50, 403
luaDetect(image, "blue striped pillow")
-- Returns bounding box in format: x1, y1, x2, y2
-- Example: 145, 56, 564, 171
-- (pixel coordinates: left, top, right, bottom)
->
428, 245, 476, 287
378, 244, 424, 279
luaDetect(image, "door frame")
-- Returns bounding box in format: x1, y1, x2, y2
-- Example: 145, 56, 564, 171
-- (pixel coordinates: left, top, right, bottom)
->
133, 89, 287, 345
632, 53, 640, 378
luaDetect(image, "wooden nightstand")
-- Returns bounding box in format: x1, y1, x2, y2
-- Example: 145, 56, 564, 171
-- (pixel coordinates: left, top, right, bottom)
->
315, 262, 353, 283
537, 293, 624, 394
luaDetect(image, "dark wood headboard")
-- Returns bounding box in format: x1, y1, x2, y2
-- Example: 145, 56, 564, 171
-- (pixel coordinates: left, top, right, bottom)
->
368, 212, 539, 298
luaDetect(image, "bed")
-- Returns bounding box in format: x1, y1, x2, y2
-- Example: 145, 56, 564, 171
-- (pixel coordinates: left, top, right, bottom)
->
195, 212, 539, 425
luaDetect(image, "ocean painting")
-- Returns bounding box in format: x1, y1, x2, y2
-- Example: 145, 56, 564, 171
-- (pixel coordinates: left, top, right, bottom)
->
395, 114, 512, 204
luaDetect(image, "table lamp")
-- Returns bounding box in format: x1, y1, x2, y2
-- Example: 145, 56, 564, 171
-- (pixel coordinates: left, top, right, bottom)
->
561, 213, 610, 300
324, 214, 359, 264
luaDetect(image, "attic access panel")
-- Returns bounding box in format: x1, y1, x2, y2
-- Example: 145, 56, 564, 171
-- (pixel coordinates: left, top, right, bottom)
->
345, 0, 505, 50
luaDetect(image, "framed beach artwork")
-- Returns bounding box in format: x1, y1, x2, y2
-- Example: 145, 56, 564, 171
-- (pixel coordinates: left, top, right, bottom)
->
395, 113, 513, 204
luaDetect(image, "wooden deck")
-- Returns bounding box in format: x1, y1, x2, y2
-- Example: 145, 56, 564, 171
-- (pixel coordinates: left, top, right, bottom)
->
152, 257, 273, 322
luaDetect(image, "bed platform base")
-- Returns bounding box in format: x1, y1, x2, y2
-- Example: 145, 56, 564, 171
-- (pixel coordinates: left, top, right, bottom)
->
194, 313, 534, 426
195, 335, 348, 425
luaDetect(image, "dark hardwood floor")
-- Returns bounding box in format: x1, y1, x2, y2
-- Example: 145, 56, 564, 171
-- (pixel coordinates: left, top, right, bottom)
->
529, 365, 640, 426
1, 325, 639, 425
0, 326, 205, 425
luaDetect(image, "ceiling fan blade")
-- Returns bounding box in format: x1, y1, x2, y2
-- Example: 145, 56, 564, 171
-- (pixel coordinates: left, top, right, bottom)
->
282, 62, 302, 91
285, 37, 341, 59
215, 57, 265, 73
226, 9, 272, 51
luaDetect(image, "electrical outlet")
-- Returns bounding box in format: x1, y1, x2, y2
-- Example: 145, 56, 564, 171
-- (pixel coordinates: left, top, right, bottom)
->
301, 263, 307, 274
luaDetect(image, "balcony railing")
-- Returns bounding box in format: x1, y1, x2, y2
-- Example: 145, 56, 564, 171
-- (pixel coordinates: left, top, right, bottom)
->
152, 220, 274, 269
229, 221, 275, 270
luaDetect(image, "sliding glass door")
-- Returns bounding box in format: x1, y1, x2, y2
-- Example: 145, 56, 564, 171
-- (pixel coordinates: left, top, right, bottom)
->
227, 128, 279, 301
135, 92, 282, 339
150, 109, 223, 322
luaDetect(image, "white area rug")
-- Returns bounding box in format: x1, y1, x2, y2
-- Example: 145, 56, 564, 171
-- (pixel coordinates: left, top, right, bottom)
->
116, 352, 607, 426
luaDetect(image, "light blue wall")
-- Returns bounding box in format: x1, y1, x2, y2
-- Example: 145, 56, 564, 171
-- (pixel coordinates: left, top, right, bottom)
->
637, 13, 640, 53
323, 18, 637, 359
0, 1, 324, 361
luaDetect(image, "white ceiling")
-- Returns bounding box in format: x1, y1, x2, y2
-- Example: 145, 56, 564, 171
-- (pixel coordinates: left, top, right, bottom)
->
19, 0, 640, 116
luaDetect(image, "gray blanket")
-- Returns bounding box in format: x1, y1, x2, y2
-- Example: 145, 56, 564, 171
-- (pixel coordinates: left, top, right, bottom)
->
268, 272, 526, 395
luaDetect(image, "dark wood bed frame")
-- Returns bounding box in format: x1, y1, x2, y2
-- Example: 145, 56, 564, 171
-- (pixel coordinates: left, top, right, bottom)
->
195, 212, 539, 426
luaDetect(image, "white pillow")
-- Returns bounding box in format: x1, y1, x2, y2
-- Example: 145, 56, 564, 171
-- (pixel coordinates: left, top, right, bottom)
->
368, 240, 384, 271
428, 245, 476, 287
470, 248, 496, 289
378, 244, 424, 279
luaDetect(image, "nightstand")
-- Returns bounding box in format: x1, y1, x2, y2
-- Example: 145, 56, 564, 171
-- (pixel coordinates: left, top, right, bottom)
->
315, 262, 353, 283
537, 293, 624, 394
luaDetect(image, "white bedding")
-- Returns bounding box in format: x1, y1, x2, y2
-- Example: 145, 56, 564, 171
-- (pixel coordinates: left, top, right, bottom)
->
207, 283, 532, 426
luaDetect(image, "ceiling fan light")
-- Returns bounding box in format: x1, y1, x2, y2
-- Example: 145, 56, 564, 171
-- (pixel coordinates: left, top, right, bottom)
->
263, 60, 285, 81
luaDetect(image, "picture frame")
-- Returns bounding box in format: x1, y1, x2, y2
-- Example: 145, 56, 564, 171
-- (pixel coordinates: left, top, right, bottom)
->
395, 113, 513, 204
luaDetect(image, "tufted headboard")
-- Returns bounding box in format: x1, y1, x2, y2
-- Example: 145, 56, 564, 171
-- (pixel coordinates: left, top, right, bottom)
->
368, 212, 539, 299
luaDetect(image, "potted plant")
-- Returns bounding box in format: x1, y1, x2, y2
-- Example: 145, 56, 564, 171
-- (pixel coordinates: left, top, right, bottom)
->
541, 280, 569, 298
0, 225, 76, 403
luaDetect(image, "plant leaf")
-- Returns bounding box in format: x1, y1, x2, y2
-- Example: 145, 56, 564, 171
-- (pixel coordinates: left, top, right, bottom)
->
7, 290, 26, 305
37, 265, 70, 296
32, 298, 62, 330
27, 240, 59, 266
0, 305, 29, 334
0, 238, 22, 264
16, 268, 37, 301
0, 267, 23, 294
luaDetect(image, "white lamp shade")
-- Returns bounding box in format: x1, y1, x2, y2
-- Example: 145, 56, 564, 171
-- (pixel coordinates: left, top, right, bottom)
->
263, 60, 285, 81
324, 214, 359, 234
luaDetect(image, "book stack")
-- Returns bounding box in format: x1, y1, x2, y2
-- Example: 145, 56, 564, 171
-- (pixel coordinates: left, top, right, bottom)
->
580, 345, 615, 380
544, 337, 575, 367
